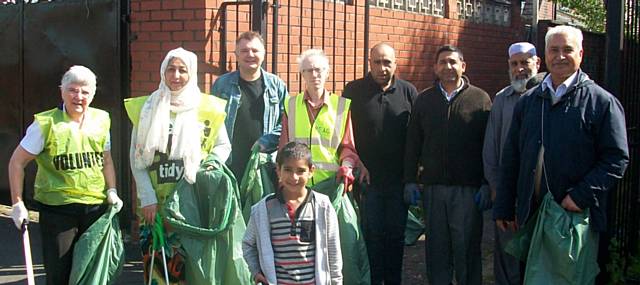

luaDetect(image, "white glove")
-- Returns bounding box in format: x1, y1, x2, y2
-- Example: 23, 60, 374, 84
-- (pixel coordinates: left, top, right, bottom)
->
106, 188, 123, 213
11, 201, 28, 230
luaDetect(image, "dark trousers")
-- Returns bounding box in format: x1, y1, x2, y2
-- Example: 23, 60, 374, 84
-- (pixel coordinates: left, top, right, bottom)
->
494, 224, 522, 285
361, 183, 408, 285
423, 185, 483, 285
39, 203, 106, 285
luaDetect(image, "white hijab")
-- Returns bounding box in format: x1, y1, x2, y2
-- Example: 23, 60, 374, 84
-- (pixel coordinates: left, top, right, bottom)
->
133, 48, 202, 184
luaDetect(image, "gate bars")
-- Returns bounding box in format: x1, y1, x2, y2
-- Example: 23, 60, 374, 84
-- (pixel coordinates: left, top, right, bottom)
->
218, 0, 369, 94
607, 0, 640, 264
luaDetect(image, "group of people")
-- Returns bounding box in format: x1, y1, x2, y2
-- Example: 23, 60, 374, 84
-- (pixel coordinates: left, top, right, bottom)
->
8, 24, 629, 285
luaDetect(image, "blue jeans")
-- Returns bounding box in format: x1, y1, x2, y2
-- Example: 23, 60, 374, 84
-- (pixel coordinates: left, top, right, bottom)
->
360, 183, 408, 285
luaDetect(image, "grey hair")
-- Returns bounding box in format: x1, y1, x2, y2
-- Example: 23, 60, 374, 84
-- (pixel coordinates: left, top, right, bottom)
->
60, 65, 97, 95
545, 25, 583, 50
297, 49, 330, 73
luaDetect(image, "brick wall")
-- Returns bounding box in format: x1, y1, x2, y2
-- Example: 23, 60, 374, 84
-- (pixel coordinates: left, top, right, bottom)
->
522, 0, 556, 24
538, 0, 555, 20
367, 11, 523, 94
130, 0, 524, 98
130, 0, 212, 97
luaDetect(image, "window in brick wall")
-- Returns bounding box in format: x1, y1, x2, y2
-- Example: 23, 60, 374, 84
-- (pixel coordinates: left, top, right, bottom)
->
329, 0, 354, 5
2, 0, 52, 4
457, 0, 511, 26
369, 0, 444, 16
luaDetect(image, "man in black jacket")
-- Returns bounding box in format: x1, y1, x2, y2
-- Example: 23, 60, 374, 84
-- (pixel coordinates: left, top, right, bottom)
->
493, 25, 628, 282
404, 45, 491, 285
343, 43, 417, 285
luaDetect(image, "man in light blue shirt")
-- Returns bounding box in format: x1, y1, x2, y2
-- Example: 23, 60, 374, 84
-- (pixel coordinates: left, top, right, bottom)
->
494, 25, 629, 283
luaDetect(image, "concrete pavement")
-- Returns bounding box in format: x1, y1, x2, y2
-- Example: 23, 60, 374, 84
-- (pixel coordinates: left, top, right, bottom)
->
0, 205, 143, 285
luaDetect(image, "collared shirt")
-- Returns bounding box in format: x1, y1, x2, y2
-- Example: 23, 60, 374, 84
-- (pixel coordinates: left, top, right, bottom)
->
439, 81, 465, 101
279, 90, 358, 168
494, 69, 629, 232
343, 74, 417, 186
541, 71, 578, 98
302, 89, 332, 120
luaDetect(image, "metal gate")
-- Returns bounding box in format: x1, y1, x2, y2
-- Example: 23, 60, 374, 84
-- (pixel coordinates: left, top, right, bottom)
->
607, 0, 640, 261
217, 0, 370, 94
0, 0, 130, 221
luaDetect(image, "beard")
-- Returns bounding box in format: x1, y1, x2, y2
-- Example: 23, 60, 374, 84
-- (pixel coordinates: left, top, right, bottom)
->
509, 70, 537, 93
510, 79, 528, 92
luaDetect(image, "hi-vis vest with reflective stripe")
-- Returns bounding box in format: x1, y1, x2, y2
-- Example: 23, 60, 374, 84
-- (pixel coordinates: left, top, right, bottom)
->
34, 107, 110, 206
124, 93, 227, 203
284, 92, 351, 185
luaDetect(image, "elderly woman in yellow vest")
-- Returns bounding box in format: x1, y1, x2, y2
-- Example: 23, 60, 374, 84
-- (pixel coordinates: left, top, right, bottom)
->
124, 47, 230, 284
278, 49, 360, 187
8, 65, 123, 285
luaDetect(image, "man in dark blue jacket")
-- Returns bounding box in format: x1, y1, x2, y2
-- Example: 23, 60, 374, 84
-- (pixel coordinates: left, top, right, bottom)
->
493, 25, 629, 276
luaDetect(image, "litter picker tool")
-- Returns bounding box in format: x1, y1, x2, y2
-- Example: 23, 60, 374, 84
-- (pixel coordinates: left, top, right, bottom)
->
147, 213, 169, 285
21, 220, 36, 285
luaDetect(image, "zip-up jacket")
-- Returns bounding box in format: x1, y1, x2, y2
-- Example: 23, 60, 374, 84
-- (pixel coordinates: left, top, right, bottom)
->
404, 77, 492, 187
211, 69, 287, 153
493, 70, 629, 232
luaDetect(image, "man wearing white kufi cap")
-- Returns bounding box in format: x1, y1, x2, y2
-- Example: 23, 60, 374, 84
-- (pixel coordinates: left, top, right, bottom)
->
482, 41, 542, 284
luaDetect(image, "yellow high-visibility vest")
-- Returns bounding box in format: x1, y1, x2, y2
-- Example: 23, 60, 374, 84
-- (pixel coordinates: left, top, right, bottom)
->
34, 107, 110, 205
124, 93, 227, 203
284, 92, 351, 185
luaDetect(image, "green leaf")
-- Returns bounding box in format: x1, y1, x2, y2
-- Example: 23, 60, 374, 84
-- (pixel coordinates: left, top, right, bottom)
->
552, 0, 606, 33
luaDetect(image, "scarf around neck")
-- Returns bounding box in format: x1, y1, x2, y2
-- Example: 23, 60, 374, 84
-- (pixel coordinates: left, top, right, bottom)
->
133, 47, 202, 184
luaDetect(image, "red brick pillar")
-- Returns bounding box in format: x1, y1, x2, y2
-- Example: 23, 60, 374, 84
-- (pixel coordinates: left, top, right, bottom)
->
130, 0, 212, 98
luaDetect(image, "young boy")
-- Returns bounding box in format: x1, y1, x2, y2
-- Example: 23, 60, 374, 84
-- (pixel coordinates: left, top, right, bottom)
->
242, 142, 343, 285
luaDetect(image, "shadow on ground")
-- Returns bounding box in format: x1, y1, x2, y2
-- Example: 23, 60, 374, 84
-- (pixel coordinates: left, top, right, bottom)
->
1, 206, 495, 284
0, 206, 143, 285
401, 211, 496, 285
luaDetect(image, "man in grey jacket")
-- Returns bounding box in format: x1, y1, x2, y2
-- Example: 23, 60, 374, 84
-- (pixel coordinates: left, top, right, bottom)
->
482, 42, 541, 285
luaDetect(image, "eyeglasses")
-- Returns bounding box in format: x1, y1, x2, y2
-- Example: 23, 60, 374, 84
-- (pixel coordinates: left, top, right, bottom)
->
302, 67, 326, 74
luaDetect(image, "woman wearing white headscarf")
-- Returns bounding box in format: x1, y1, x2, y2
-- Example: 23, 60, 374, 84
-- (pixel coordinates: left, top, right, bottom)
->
124, 47, 230, 283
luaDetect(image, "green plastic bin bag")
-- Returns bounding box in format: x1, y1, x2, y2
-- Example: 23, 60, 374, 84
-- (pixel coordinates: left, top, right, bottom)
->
69, 205, 124, 285
405, 206, 425, 246
238, 149, 277, 223
505, 192, 600, 285
312, 176, 371, 285
164, 155, 252, 285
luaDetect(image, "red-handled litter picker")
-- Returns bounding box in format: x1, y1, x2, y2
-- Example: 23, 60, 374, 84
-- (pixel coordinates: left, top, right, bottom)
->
21, 220, 35, 285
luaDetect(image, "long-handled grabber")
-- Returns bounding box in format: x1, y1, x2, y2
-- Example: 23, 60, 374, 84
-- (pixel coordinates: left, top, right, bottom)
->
147, 214, 170, 285
21, 220, 36, 285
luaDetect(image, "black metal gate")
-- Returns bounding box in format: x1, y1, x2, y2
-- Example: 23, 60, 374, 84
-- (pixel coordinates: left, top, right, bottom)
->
217, 0, 369, 94
0, 0, 130, 220
605, 0, 640, 271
